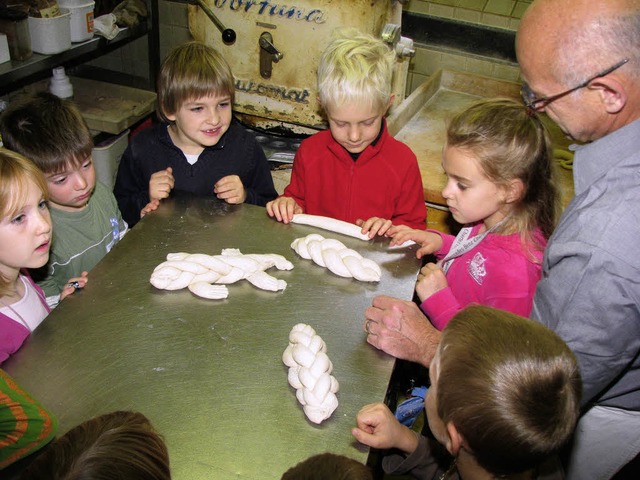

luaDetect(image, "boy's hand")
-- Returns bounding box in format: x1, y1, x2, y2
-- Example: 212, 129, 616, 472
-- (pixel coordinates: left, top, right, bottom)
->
389, 228, 443, 258
60, 271, 89, 301
140, 198, 160, 219
149, 167, 174, 201
416, 263, 448, 302
214, 175, 246, 204
352, 402, 419, 454
266, 197, 303, 223
356, 217, 393, 239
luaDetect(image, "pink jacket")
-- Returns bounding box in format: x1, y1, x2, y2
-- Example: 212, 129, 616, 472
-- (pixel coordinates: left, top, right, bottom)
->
421, 224, 546, 330
0, 273, 50, 364
282, 122, 426, 229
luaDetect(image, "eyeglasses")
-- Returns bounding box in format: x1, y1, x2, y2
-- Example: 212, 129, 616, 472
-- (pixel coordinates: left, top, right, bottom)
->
521, 58, 629, 110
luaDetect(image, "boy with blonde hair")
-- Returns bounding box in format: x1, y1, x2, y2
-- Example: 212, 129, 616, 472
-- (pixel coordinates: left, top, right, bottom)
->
114, 41, 278, 227
353, 306, 582, 479
0, 92, 125, 308
267, 29, 426, 236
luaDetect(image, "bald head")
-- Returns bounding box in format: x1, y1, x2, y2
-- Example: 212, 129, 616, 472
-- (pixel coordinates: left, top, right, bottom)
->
518, 0, 640, 83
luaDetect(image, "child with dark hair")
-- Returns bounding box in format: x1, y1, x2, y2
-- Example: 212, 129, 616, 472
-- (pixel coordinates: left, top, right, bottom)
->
353, 305, 582, 479
114, 41, 277, 227
0, 92, 125, 308
281, 452, 373, 480
19, 411, 170, 480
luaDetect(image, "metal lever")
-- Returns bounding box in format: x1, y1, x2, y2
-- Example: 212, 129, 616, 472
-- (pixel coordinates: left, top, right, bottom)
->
193, 0, 236, 45
259, 32, 283, 79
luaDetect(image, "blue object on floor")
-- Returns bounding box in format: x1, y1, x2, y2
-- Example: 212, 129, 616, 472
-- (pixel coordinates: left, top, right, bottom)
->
394, 386, 428, 427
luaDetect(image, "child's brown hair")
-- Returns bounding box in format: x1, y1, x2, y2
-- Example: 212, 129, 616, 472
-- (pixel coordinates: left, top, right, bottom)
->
0, 91, 93, 175
157, 41, 235, 123
446, 98, 560, 245
20, 411, 170, 480
437, 305, 582, 476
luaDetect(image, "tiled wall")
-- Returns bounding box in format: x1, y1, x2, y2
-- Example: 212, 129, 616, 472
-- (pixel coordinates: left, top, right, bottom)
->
85, 33, 152, 82
90, 0, 529, 96
403, 0, 530, 93
404, 0, 531, 30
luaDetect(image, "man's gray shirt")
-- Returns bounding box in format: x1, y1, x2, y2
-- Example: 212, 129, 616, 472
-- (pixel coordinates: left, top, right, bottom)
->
531, 118, 640, 410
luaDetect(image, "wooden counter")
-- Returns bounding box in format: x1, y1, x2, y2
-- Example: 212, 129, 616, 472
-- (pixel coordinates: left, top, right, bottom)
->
4, 196, 421, 479
388, 69, 576, 210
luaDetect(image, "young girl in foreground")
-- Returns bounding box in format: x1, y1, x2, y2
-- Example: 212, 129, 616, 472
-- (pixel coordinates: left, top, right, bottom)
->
0, 149, 85, 364
391, 98, 559, 330
353, 306, 582, 479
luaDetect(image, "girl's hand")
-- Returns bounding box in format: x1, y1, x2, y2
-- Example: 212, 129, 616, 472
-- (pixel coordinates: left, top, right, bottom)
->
60, 271, 89, 301
149, 167, 174, 201
266, 197, 303, 223
416, 263, 448, 301
390, 229, 443, 259
352, 403, 419, 454
214, 175, 246, 204
356, 217, 393, 238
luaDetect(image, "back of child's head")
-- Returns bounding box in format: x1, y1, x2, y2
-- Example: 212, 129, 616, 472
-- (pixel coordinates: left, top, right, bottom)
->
0, 91, 93, 175
281, 452, 373, 480
0, 148, 49, 294
446, 98, 560, 240
436, 305, 581, 476
317, 29, 395, 113
19, 411, 171, 480
157, 41, 235, 123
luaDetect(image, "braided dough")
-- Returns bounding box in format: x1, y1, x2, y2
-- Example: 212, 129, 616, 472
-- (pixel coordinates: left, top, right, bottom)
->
291, 214, 370, 241
282, 323, 339, 424
150, 249, 293, 299
291, 234, 382, 282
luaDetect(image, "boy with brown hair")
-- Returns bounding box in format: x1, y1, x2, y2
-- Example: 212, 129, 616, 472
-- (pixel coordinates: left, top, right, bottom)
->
114, 41, 278, 227
353, 306, 582, 479
0, 92, 126, 308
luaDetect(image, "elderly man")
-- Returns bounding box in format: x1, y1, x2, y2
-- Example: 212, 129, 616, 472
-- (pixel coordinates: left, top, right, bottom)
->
364, 0, 640, 478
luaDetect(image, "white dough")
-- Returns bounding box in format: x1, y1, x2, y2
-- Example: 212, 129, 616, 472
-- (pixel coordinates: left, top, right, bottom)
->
282, 323, 339, 424
291, 214, 370, 241
149, 250, 292, 300
291, 234, 381, 282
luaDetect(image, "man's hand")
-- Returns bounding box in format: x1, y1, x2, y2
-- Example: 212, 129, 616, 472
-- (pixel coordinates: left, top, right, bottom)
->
364, 295, 441, 368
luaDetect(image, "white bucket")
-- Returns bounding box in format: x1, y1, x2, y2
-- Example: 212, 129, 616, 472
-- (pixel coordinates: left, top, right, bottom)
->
28, 9, 71, 55
57, 0, 95, 42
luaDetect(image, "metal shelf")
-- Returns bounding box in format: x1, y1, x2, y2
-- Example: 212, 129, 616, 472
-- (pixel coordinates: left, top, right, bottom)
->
0, 8, 158, 96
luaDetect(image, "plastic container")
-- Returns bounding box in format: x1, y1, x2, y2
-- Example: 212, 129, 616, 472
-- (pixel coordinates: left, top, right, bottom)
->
92, 129, 129, 190
0, 33, 10, 64
0, 7, 32, 61
28, 8, 71, 55
57, 0, 94, 42
49, 67, 73, 99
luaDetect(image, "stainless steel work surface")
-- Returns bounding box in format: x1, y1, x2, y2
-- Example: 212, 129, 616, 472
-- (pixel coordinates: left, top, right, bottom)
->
4, 195, 421, 479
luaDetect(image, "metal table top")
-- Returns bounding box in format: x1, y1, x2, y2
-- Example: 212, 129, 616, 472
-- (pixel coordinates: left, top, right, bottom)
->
4, 195, 421, 479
